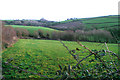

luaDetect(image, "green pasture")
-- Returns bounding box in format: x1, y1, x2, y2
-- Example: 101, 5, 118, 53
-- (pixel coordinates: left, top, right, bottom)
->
84, 23, 118, 29
81, 16, 118, 29
8, 25, 59, 36
57, 15, 118, 30
2, 39, 118, 78
82, 17, 118, 23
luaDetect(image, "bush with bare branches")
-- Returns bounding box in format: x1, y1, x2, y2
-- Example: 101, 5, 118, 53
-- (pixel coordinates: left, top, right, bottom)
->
2, 25, 18, 49
14, 28, 29, 38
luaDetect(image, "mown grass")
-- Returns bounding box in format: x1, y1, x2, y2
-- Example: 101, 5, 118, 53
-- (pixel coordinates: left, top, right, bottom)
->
2, 39, 118, 78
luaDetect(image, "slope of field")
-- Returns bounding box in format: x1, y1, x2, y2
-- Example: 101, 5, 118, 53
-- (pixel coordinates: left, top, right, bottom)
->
2, 39, 118, 78
81, 15, 118, 29
51, 21, 84, 30
4, 15, 119, 32
51, 15, 118, 30
8, 25, 59, 36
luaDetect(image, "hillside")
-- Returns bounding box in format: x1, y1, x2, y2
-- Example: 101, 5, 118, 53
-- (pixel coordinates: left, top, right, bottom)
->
4, 15, 120, 40
4, 15, 118, 29
7, 25, 59, 37
50, 21, 85, 31
4, 15, 119, 30
51, 15, 119, 30
51, 15, 120, 40
81, 15, 118, 29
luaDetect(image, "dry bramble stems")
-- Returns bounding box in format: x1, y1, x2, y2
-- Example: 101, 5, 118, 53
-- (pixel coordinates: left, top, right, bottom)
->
77, 41, 109, 73
59, 39, 78, 61
105, 42, 118, 71
59, 39, 84, 68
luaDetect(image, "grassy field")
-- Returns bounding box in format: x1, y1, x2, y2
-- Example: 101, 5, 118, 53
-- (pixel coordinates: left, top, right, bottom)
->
2, 39, 118, 78
84, 23, 118, 29
82, 16, 118, 23
8, 25, 59, 36
81, 15, 118, 29
57, 15, 118, 29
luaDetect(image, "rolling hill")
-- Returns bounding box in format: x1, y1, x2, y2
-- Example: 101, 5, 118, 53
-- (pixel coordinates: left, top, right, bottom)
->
4, 15, 120, 40
51, 15, 119, 30
7, 25, 59, 37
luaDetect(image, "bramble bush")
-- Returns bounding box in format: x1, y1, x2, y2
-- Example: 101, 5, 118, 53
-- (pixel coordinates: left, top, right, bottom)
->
54, 41, 120, 79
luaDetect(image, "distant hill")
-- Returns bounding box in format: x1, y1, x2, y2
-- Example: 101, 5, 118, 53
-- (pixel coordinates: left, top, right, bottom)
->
3, 18, 56, 27
3, 15, 119, 30
51, 15, 119, 30
50, 21, 85, 31
3, 15, 120, 40
81, 15, 119, 29
51, 15, 119, 40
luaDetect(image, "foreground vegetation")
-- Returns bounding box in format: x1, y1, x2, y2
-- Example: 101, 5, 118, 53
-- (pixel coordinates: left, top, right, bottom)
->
2, 39, 119, 79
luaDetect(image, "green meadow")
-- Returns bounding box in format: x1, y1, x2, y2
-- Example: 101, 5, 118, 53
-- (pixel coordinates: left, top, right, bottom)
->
8, 25, 59, 35
81, 16, 118, 29
82, 16, 118, 23
55, 15, 118, 31
2, 39, 118, 78
2, 15, 119, 78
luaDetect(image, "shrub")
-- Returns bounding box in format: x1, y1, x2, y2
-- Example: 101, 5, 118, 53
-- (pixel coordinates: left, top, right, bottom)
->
14, 28, 22, 38
75, 30, 87, 41
38, 29, 44, 38
60, 31, 75, 41
33, 31, 39, 38
2, 25, 17, 49
46, 33, 50, 39
14, 28, 29, 38
75, 29, 113, 42
51, 31, 61, 40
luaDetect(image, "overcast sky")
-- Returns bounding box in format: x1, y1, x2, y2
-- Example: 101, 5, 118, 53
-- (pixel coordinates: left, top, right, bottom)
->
0, 0, 119, 21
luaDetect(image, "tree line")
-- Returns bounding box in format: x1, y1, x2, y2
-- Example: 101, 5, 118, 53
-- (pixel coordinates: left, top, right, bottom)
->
2, 24, 117, 49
